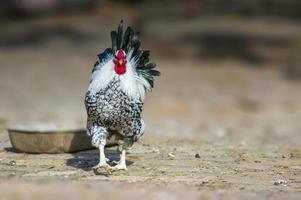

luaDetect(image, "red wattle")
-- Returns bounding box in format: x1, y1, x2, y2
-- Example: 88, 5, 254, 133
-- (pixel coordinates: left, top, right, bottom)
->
114, 65, 126, 75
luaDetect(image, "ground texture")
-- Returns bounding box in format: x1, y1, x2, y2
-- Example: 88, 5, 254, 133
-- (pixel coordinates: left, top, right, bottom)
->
0, 8, 301, 200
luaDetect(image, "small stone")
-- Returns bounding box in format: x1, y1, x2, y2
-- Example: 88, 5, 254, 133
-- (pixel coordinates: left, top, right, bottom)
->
195, 153, 201, 158
151, 148, 160, 154
274, 164, 289, 169
274, 180, 288, 186
168, 152, 175, 159
8, 160, 16, 166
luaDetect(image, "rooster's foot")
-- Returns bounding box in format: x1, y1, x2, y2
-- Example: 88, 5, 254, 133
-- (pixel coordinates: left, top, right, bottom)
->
92, 162, 112, 174
112, 162, 127, 171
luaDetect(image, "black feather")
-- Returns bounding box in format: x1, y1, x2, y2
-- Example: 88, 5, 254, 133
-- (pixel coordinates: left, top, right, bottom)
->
149, 69, 161, 76
117, 20, 123, 49
125, 29, 135, 53
144, 63, 156, 70
93, 48, 113, 73
128, 33, 140, 59
111, 31, 117, 53
139, 70, 154, 87
139, 50, 150, 65
122, 27, 132, 52
133, 49, 144, 62
97, 48, 113, 62
91, 61, 99, 73
148, 79, 154, 88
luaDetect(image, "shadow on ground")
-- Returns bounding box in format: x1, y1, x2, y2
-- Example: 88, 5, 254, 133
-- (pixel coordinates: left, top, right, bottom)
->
66, 148, 134, 175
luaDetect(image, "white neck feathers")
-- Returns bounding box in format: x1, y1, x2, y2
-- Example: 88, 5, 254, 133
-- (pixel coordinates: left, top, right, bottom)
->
88, 59, 150, 100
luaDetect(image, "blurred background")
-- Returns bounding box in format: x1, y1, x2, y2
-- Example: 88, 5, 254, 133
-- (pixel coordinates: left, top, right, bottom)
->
0, 0, 301, 148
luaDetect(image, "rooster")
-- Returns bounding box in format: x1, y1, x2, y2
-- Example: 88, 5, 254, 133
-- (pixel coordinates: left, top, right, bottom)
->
85, 21, 160, 172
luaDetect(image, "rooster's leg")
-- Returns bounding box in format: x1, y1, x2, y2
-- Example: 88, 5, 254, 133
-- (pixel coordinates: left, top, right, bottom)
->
93, 145, 112, 173
112, 148, 127, 170
89, 125, 112, 172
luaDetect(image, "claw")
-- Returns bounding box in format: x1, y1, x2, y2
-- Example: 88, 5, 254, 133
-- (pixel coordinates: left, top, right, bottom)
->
110, 148, 127, 171
112, 160, 119, 165
92, 162, 109, 169
92, 162, 113, 174
111, 163, 127, 171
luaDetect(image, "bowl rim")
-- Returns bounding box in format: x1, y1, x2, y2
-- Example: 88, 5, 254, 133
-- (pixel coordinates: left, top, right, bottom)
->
7, 127, 86, 134
7, 122, 86, 134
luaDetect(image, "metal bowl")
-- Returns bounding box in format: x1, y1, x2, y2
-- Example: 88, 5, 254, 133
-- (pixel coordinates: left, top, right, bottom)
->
8, 123, 117, 154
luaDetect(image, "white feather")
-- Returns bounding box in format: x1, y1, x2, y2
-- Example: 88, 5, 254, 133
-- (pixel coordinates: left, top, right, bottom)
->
88, 52, 151, 101
88, 59, 115, 93
119, 60, 139, 99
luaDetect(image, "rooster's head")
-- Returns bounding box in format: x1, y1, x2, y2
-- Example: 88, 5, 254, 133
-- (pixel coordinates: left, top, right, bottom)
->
113, 49, 127, 75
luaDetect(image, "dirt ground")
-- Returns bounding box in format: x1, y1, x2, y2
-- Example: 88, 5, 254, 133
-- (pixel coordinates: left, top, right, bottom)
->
0, 8, 301, 200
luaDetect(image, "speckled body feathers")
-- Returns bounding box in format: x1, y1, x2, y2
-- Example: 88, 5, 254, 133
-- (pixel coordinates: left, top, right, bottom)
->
85, 77, 144, 147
